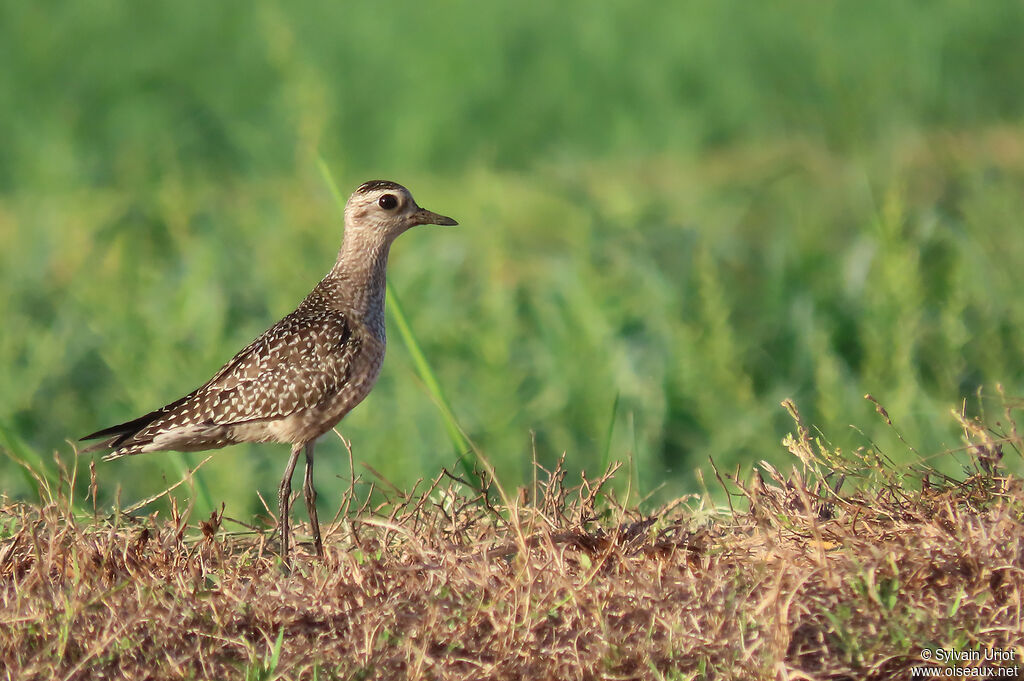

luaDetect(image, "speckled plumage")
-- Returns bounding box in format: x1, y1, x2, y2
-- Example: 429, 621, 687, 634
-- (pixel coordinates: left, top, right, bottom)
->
85, 288, 379, 458
81, 180, 457, 563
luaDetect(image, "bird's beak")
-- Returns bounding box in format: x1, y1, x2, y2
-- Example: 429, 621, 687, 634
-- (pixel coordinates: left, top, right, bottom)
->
411, 207, 458, 226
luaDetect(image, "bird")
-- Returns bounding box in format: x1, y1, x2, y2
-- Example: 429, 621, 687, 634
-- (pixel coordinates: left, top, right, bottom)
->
81, 180, 457, 565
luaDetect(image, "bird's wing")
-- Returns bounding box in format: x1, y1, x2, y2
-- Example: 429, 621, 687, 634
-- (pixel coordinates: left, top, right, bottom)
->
109, 308, 365, 452
180, 308, 361, 426
81, 305, 373, 458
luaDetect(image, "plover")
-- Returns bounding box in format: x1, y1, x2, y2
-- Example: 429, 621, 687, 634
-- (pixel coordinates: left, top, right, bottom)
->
81, 180, 457, 564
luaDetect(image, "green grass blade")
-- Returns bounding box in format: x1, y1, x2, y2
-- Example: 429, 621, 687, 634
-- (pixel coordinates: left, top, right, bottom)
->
317, 156, 348, 211
600, 391, 620, 476
268, 627, 285, 674
386, 285, 479, 478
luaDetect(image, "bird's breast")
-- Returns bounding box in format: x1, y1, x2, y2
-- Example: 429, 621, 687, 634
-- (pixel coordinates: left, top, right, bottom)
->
269, 332, 386, 445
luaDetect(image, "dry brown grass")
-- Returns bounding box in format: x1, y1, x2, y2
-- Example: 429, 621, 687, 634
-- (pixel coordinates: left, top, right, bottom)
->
2, 401, 1023, 681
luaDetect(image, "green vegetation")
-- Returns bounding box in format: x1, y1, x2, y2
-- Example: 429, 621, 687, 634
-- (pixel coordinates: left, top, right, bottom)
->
3, 1, 1024, 518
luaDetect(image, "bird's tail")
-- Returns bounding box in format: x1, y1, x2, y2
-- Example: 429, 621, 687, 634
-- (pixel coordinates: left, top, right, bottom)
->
79, 409, 164, 459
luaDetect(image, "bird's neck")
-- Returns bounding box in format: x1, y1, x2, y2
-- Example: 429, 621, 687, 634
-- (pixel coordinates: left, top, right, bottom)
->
324, 234, 392, 339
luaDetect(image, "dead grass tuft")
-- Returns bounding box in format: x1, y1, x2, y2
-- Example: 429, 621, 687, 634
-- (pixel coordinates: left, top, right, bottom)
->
2, 400, 1023, 680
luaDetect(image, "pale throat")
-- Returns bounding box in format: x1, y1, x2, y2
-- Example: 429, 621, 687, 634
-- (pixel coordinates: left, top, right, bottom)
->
329, 230, 394, 338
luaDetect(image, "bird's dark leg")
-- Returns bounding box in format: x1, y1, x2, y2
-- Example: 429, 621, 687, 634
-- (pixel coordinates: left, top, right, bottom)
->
278, 444, 302, 565
303, 441, 324, 557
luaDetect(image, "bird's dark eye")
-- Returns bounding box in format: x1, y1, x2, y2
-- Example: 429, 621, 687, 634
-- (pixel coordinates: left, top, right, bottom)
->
378, 194, 398, 210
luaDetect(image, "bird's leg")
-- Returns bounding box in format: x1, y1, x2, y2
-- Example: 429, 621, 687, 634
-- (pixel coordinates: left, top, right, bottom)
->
278, 444, 302, 565
303, 442, 324, 557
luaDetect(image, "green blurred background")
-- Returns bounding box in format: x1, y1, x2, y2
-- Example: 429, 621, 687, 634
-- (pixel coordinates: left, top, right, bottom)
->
3, 1, 1024, 516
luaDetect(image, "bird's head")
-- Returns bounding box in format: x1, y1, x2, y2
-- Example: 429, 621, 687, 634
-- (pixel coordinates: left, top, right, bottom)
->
344, 180, 457, 243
